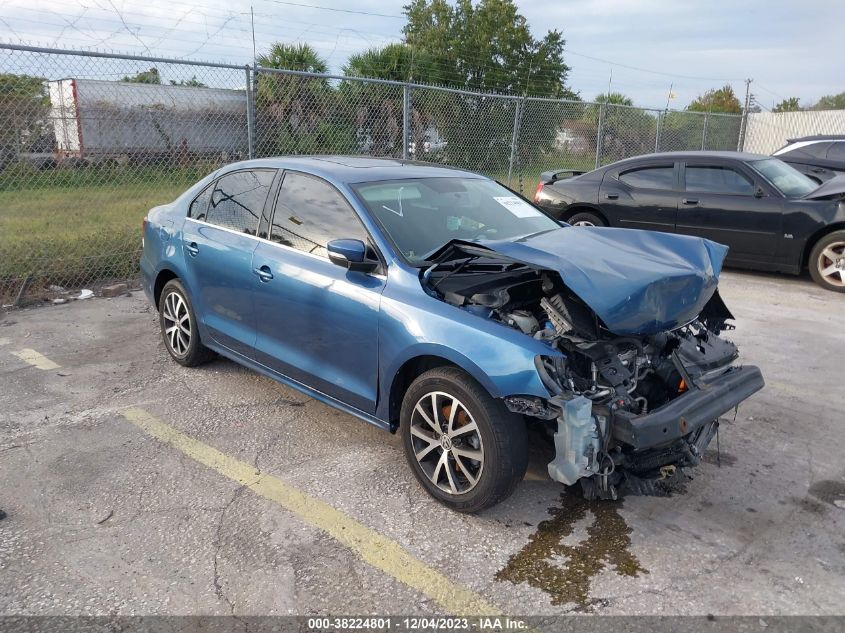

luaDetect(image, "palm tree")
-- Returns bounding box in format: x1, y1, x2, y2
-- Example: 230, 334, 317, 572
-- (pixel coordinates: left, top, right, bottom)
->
255, 43, 333, 155
257, 43, 328, 74
342, 44, 438, 157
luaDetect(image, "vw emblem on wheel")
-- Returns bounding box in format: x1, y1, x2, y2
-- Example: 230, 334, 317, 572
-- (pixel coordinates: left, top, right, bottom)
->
439, 434, 453, 451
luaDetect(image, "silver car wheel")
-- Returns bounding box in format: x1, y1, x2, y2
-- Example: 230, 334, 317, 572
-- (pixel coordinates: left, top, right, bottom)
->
817, 240, 845, 287
162, 290, 191, 356
572, 220, 596, 227
409, 391, 484, 495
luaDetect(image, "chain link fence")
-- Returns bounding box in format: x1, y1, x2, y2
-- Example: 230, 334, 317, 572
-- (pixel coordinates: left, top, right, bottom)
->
1, 43, 745, 306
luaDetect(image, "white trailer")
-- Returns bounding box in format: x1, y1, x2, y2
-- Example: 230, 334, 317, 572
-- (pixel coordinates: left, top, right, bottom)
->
47, 78, 248, 160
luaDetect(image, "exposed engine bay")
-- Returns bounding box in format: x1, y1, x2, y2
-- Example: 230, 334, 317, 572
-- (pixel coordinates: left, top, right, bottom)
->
422, 245, 764, 500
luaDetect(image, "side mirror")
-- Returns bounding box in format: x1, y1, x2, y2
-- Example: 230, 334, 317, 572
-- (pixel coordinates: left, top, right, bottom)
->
754, 186, 765, 198
327, 239, 378, 273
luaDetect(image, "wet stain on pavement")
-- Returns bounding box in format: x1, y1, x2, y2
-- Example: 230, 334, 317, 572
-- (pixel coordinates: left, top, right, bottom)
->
702, 450, 737, 466
496, 492, 647, 611
808, 480, 845, 507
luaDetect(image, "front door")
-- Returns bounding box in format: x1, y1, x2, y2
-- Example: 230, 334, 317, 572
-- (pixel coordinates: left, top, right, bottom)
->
677, 162, 783, 266
181, 169, 275, 355
251, 171, 385, 414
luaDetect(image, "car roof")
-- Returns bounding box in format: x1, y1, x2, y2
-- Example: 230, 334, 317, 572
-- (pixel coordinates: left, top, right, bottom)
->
601, 151, 769, 170
216, 155, 483, 184
786, 135, 845, 143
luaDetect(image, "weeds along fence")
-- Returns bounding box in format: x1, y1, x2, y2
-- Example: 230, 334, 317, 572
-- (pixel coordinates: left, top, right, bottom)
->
0, 43, 743, 305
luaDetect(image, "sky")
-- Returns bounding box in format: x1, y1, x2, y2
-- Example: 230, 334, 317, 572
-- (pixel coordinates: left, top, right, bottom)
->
1, 0, 842, 110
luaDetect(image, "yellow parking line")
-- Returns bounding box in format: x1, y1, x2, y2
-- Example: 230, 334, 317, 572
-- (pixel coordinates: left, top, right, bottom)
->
12, 348, 60, 370
122, 408, 499, 616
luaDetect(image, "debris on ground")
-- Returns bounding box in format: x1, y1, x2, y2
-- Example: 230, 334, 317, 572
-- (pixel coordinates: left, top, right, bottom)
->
101, 283, 128, 298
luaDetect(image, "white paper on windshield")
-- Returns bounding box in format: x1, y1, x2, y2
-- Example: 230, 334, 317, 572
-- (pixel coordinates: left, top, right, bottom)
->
494, 196, 543, 218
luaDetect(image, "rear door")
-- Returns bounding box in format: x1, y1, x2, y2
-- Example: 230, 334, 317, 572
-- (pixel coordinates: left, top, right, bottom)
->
599, 161, 679, 231
251, 171, 386, 414
181, 169, 275, 355
677, 161, 783, 266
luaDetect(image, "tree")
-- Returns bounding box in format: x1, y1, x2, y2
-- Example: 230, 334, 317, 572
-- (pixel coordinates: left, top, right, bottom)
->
594, 92, 633, 106
121, 68, 161, 84
402, 0, 574, 170
811, 92, 845, 110
255, 43, 353, 155
403, 0, 573, 98
686, 84, 742, 114
256, 42, 328, 74
343, 44, 439, 156
0, 73, 51, 166
169, 76, 207, 88
772, 97, 801, 112
344, 43, 437, 83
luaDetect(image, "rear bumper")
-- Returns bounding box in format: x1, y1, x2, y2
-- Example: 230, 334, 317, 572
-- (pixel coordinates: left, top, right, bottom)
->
611, 365, 764, 449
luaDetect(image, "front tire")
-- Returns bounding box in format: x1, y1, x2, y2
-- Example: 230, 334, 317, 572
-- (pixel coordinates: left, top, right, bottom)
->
400, 367, 528, 513
158, 279, 216, 366
808, 231, 845, 293
567, 210, 606, 227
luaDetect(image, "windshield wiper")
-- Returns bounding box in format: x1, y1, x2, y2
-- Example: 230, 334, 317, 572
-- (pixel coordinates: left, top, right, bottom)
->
430, 256, 480, 289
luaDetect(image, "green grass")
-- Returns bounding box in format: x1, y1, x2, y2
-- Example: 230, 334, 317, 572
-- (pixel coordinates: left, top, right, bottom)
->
0, 171, 196, 299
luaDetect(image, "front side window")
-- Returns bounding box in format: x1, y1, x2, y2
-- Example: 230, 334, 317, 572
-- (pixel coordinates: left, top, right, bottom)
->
270, 172, 369, 258
618, 165, 675, 190
351, 177, 560, 264
206, 170, 274, 235
684, 166, 755, 195
750, 158, 817, 198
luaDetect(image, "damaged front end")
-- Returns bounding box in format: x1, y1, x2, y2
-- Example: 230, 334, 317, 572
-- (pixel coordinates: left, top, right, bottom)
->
422, 229, 764, 500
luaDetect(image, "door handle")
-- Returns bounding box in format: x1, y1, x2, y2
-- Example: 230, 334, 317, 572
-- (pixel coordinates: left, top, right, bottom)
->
682, 198, 699, 205
253, 265, 273, 282
605, 193, 619, 200
185, 241, 199, 256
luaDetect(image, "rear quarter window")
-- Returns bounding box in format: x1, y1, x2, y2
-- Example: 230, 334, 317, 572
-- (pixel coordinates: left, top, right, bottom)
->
206, 170, 275, 235
188, 183, 213, 220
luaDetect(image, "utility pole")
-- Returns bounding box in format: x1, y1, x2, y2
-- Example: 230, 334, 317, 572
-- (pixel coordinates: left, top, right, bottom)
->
738, 78, 752, 151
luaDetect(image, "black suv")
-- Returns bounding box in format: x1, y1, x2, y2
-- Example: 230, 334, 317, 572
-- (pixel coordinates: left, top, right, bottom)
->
773, 135, 845, 184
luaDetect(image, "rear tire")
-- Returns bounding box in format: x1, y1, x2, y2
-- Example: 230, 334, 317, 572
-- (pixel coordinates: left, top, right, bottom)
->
158, 279, 216, 366
567, 210, 606, 227
400, 367, 528, 513
808, 230, 845, 293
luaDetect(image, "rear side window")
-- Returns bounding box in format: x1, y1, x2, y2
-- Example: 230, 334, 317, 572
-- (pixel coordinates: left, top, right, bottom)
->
685, 166, 755, 195
206, 170, 274, 235
618, 166, 675, 190
270, 172, 369, 258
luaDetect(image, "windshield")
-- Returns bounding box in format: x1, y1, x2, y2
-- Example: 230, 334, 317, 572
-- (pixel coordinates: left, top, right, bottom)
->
351, 177, 560, 264
750, 158, 818, 198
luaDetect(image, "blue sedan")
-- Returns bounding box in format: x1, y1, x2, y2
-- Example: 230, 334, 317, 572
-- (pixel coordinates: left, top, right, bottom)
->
141, 156, 763, 512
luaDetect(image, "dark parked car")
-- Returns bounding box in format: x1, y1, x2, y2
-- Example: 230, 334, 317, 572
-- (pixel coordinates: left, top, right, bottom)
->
773, 135, 845, 184
534, 151, 845, 292
142, 156, 763, 511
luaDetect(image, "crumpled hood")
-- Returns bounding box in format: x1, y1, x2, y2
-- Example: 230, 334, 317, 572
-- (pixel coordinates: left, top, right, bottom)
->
802, 174, 845, 200
439, 227, 728, 335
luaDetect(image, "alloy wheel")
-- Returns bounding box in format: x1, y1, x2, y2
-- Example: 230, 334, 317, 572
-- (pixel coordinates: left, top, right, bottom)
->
817, 240, 845, 288
409, 391, 484, 495
572, 220, 596, 227
162, 291, 191, 356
